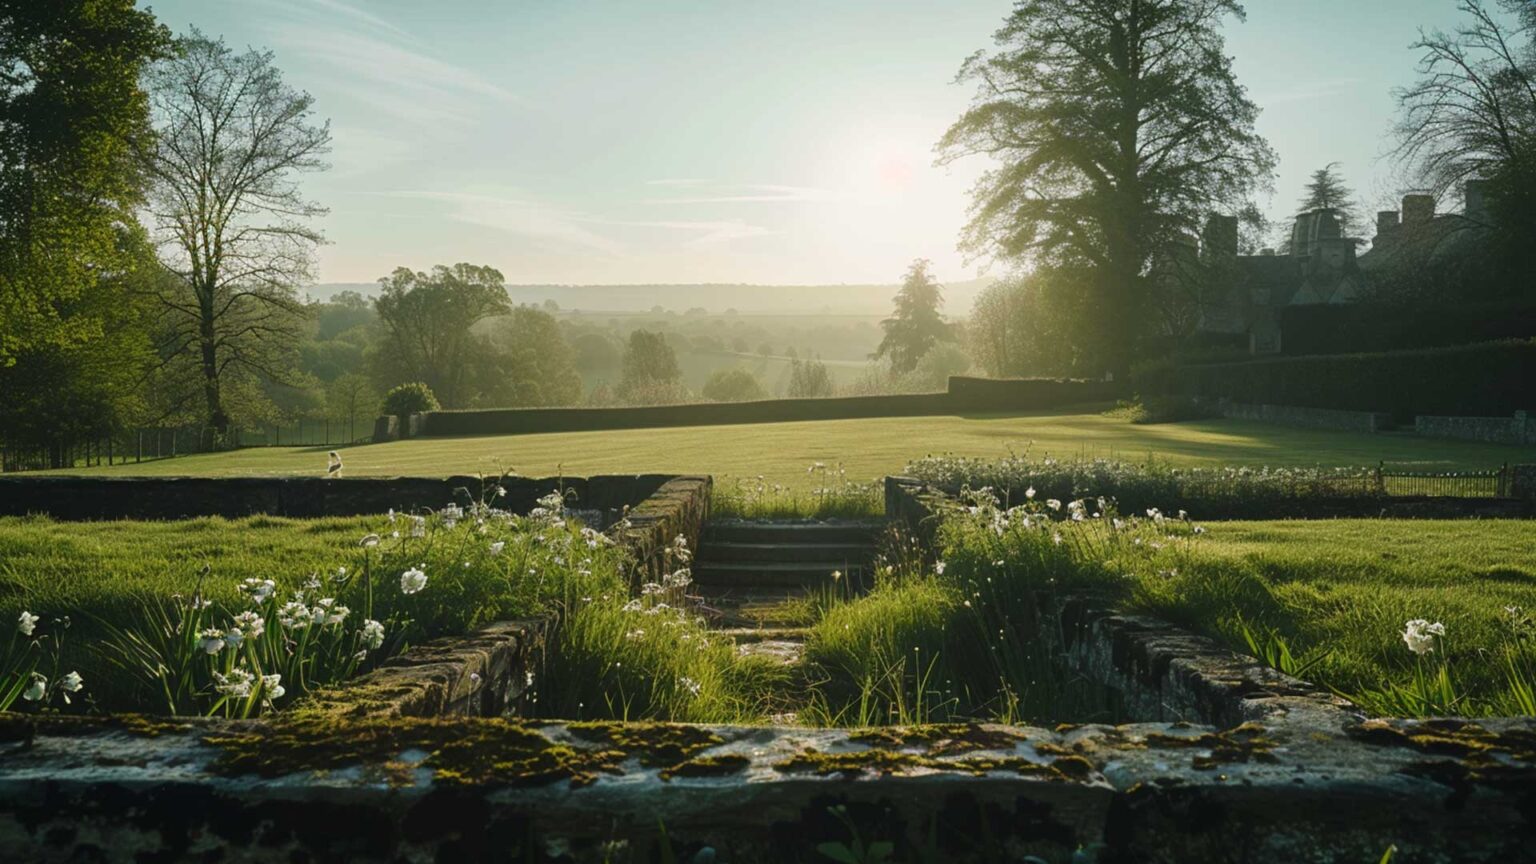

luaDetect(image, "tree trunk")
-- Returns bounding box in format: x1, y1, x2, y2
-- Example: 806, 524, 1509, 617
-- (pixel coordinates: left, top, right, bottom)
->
198, 292, 228, 449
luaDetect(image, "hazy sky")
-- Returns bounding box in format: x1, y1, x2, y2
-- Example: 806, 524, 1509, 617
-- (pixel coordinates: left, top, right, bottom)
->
139, 0, 1490, 286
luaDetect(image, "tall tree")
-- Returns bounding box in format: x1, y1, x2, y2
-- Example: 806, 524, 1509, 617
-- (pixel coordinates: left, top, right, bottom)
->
0, 0, 168, 364
1392, 1, 1535, 199
938, 0, 1275, 377
872, 259, 953, 374
476, 306, 583, 407
373, 263, 511, 408
144, 31, 330, 443
617, 330, 687, 405
0, 1, 168, 465
1297, 162, 1361, 234
1391, 0, 1535, 295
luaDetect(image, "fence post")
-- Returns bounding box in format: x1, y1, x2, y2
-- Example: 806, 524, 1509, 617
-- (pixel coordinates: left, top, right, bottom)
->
1376, 460, 1385, 495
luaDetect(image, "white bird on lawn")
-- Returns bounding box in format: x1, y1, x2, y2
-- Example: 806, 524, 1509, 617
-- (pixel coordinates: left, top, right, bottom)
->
327, 450, 343, 478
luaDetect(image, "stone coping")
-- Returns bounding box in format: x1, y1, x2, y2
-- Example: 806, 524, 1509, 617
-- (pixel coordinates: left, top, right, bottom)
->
0, 712, 1533, 861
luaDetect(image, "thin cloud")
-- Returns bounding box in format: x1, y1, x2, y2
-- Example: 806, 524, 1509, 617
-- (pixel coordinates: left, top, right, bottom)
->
602, 219, 775, 247
302, 0, 414, 40
648, 183, 837, 204
645, 178, 713, 187
1262, 77, 1366, 104
395, 191, 623, 255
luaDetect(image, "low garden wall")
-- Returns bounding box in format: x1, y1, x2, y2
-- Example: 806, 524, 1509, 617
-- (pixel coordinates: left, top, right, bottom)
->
415, 376, 1118, 438
1415, 412, 1536, 446
0, 473, 681, 522
1218, 401, 1392, 433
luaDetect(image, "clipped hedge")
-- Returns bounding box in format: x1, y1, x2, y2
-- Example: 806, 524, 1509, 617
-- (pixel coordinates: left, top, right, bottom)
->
1137, 340, 1536, 421
421, 376, 1118, 437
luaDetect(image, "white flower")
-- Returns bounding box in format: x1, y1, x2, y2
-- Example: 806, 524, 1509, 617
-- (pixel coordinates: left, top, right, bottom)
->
410, 516, 426, 538
277, 601, 310, 629
361, 618, 385, 650
22, 673, 46, 702
59, 671, 83, 693
261, 673, 285, 701
360, 533, 381, 549
17, 611, 38, 637
1046, 499, 1062, 511
387, 508, 397, 524
489, 541, 505, 556
1403, 619, 1445, 656
400, 566, 428, 595
231, 610, 265, 641
679, 675, 701, 696
239, 579, 275, 604
1025, 486, 1036, 499
213, 668, 255, 698
935, 561, 947, 575
625, 628, 646, 640
198, 628, 227, 654
524, 670, 535, 688
325, 604, 350, 626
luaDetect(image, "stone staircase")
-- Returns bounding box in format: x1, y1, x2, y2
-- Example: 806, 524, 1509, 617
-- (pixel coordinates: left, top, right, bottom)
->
692, 520, 883, 665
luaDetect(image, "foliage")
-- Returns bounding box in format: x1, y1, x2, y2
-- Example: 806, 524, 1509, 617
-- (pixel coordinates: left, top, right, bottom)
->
144, 30, 329, 442
701, 368, 766, 402
787, 358, 834, 398
1104, 395, 1215, 425
380, 381, 440, 420
475, 307, 583, 408
872, 259, 954, 374
373, 263, 512, 408
965, 272, 1096, 378
1136, 338, 1536, 420
0, 0, 169, 365
931, 498, 1536, 717
618, 330, 683, 404
938, 0, 1275, 375
1296, 162, 1362, 237
906, 453, 1382, 519
712, 463, 882, 520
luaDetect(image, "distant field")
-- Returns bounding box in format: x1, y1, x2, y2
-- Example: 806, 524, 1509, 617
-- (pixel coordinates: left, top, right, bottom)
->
38, 409, 1531, 488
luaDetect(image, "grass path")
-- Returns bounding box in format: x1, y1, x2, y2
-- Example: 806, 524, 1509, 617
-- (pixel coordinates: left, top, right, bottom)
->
39, 409, 1532, 490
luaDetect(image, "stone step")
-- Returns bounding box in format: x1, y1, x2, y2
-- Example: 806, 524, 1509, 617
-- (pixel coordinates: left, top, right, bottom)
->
702, 521, 885, 546
695, 541, 876, 565
716, 626, 810, 644
693, 561, 865, 588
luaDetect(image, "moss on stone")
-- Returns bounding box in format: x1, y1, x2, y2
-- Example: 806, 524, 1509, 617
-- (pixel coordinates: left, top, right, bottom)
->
658, 753, 751, 781
847, 723, 1026, 756
773, 746, 1095, 782
205, 717, 629, 788
565, 721, 725, 767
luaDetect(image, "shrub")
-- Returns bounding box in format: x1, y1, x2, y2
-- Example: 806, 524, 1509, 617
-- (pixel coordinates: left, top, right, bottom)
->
787, 358, 833, 398
1134, 339, 1536, 421
1104, 394, 1215, 424
701, 368, 766, 402
380, 382, 440, 420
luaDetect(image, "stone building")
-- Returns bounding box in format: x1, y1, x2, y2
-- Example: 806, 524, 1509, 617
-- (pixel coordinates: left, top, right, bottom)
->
1174, 209, 1363, 354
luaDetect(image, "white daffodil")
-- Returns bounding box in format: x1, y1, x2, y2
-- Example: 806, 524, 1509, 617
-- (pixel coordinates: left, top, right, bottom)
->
359, 533, 381, 549
1403, 619, 1445, 656
22, 673, 46, 702
213, 669, 254, 698
198, 628, 227, 654
17, 611, 38, 636
361, 618, 385, 650
400, 566, 428, 595
59, 671, 83, 693
261, 673, 285, 701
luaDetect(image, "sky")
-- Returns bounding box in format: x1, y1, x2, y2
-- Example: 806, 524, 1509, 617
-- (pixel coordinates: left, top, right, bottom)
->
138, 0, 1493, 287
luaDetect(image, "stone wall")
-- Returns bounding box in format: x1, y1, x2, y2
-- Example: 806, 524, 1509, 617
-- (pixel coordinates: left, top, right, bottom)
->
0, 474, 679, 522
2, 710, 1534, 862
1219, 400, 1392, 432
1415, 412, 1536, 446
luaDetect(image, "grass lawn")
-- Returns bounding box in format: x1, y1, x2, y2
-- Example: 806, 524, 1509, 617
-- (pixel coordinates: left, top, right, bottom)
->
933, 507, 1536, 717
39, 409, 1533, 490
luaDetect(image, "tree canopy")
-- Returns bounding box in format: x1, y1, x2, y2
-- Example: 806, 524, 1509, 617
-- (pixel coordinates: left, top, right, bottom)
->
938, 0, 1275, 374
374, 263, 512, 408
872, 259, 953, 374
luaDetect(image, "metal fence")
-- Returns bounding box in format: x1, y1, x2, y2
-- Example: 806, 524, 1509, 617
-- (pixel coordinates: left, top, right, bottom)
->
1, 418, 371, 472
1377, 462, 1511, 498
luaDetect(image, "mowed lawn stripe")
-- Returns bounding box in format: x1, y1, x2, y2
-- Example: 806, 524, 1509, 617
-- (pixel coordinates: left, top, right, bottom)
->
35, 410, 1532, 489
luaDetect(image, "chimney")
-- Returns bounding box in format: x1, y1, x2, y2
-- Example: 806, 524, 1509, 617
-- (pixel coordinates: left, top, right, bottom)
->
1402, 193, 1435, 225
1376, 210, 1400, 238
1200, 214, 1238, 264
1464, 179, 1490, 224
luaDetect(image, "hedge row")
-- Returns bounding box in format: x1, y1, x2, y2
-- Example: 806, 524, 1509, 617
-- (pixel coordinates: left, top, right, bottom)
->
1279, 302, 1536, 357
420, 377, 1118, 437
1137, 340, 1536, 421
